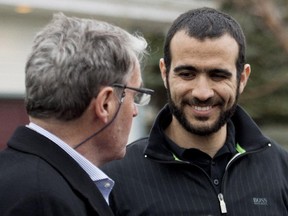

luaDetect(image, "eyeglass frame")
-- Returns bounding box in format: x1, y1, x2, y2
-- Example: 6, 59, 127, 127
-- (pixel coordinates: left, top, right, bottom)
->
112, 83, 154, 106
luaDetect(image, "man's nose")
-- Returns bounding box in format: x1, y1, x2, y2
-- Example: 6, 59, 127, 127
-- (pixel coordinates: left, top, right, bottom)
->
191, 77, 214, 101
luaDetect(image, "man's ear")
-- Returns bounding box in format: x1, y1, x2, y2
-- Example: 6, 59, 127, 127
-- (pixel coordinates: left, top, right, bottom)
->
159, 58, 168, 89
239, 64, 251, 94
94, 87, 114, 124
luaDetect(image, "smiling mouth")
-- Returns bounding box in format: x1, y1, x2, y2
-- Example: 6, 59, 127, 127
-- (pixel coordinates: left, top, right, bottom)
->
192, 106, 213, 111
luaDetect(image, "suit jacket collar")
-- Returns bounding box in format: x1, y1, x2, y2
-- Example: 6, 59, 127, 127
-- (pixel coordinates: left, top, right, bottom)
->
7, 126, 114, 216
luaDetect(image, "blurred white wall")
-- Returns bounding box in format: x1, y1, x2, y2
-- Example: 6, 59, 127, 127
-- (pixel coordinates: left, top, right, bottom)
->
0, 12, 49, 96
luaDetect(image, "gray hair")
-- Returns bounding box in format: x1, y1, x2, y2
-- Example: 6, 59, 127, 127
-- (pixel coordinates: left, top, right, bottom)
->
25, 13, 148, 121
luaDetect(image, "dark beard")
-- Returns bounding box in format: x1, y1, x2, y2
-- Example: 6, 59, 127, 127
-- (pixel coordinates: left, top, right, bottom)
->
167, 88, 239, 136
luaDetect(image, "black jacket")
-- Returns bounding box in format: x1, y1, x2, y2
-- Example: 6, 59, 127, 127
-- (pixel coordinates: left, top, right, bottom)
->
0, 126, 114, 216
102, 105, 288, 215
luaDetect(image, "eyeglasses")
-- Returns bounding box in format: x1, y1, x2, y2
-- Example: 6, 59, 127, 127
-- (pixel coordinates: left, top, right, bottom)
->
112, 83, 154, 106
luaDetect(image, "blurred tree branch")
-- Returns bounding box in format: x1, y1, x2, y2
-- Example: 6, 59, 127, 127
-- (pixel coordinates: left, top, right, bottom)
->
219, 0, 288, 52
251, 0, 288, 53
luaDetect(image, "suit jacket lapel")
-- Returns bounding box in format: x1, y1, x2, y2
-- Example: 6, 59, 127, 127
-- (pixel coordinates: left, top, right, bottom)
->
8, 126, 114, 216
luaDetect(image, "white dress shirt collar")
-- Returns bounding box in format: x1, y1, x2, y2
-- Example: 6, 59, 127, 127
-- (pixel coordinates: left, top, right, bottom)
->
26, 122, 114, 204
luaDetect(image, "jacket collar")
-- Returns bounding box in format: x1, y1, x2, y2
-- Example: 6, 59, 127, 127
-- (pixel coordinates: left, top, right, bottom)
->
145, 104, 271, 160
231, 105, 270, 151
7, 126, 114, 216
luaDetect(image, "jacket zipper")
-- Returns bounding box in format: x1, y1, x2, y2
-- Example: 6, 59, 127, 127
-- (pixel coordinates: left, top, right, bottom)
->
145, 143, 271, 215
226, 143, 272, 171
147, 154, 228, 214
215, 152, 243, 214
219, 143, 271, 214
218, 193, 227, 214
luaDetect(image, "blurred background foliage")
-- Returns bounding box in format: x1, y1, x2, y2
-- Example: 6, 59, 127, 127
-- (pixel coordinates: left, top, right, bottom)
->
141, 0, 288, 131
220, 0, 288, 125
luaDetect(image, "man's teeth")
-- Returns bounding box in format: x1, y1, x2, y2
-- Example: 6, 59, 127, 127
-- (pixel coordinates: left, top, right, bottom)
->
193, 106, 212, 111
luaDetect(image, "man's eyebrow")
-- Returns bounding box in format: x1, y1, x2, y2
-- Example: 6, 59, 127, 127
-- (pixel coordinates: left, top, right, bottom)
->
173, 65, 197, 73
173, 65, 233, 77
208, 68, 233, 77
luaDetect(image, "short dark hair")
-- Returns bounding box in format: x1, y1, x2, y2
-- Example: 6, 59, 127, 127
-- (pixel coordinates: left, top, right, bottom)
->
163, 7, 246, 80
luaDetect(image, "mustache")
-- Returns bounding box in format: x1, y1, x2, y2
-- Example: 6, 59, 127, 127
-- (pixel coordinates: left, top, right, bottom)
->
182, 97, 224, 107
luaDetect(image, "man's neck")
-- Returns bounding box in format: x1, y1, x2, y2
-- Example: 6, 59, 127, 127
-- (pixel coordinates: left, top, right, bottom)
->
164, 118, 227, 158
29, 117, 87, 147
